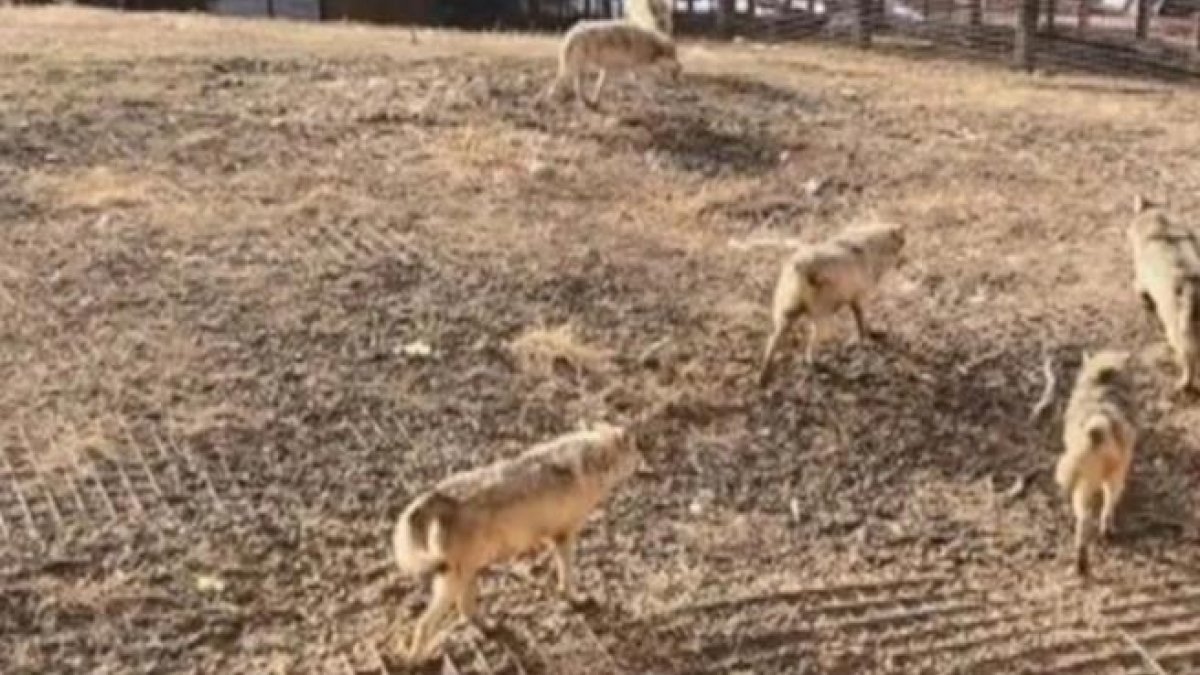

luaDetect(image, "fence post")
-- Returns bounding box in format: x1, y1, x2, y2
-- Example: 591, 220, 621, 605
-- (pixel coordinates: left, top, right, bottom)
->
1134, 0, 1150, 39
717, 0, 735, 36
1076, 0, 1089, 30
267, 0, 274, 17
1044, 0, 1056, 35
1014, 0, 1037, 71
854, 0, 873, 46
968, 0, 982, 25
1194, 11, 1200, 56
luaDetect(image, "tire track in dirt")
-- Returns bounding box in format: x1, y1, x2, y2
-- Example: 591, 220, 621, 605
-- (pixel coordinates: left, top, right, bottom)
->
873, 574, 1200, 674
609, 574, 977, 672
589, 568, 1200, 674
0, 421, 238, 545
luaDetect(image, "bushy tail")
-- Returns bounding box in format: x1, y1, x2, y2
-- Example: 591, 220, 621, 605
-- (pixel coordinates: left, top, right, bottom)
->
393, 492, 455, 578
1083, 414, 1113, 450
1055, 414, 1111, 492
541, 30, 578, 103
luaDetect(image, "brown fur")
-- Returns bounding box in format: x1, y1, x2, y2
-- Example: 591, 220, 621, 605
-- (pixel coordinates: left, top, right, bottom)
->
393, 423, 641, 662
542, 20, 682, 109
626, 0, 674, 35
1055, 350, 1136, 576
1129, 197, 1200, 392
758, 223, 906, 386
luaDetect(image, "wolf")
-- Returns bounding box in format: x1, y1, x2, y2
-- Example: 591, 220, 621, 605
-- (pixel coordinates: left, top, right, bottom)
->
626, 0, 674, 35
1128, 195, 1200, 392
542, 19, 682, 109
1055, 350, 1136, 576
758, 223, 906, 386
393, 423, 641, 661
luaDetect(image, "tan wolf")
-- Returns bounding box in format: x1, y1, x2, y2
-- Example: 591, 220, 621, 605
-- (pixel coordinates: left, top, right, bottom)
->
542, 19, 682, 109
758, 223, 906, 386
1055, 350, 1136, 576
626, 0, 674, 35
393, 422, 641, 661
1129, 195, 1200, 392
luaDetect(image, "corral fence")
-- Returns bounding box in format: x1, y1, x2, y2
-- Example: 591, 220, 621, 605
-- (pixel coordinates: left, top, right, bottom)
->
17, 0, 1200, 79
743, 0, 1200, 79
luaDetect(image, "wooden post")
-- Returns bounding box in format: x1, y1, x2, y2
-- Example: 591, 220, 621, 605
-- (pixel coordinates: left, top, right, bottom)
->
1134, 0, 1150, 40
1190, 9, 1200, 55
854, 0, 872, 46
717, 0, 735, 35
968, 0, 982, 25
266, 0, 274, 17
1194, 11, 1200, 56
1077, 0, 1089, 30
1044, 0, 1056, 34
1014, 0, 1037, 71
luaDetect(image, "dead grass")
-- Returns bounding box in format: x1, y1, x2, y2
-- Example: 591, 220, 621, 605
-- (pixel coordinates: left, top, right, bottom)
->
25, 166, 177, 211
2, 7, 1200, 675
35, 417, 121, 471
510, 323, 614, 378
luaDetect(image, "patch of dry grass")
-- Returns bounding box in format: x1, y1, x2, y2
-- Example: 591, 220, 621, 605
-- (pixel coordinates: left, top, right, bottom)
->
510, 323, 614, 378
35, 417, 122, 471
25, 166, 181, 212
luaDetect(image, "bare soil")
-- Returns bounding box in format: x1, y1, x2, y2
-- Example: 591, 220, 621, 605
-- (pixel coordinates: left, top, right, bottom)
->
1, 7, 1199, 674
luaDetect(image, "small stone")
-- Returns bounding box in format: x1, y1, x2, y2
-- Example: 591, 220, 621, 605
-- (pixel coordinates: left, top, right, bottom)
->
804, 177, 828, 197
195, 574, 226, 594
397, 341, 432, 358
528, 159, 553, 179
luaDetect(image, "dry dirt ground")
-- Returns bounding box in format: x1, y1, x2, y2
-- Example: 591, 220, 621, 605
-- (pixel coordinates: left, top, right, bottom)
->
2, 7, 1200, 675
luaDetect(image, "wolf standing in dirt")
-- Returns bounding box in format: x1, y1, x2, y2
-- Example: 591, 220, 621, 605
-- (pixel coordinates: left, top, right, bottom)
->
1128, 196, 1200, 393
542, 19, 682, 109
392, 423, 642, 662
758, 223, 906, 386
1056, 350, 1137, 576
